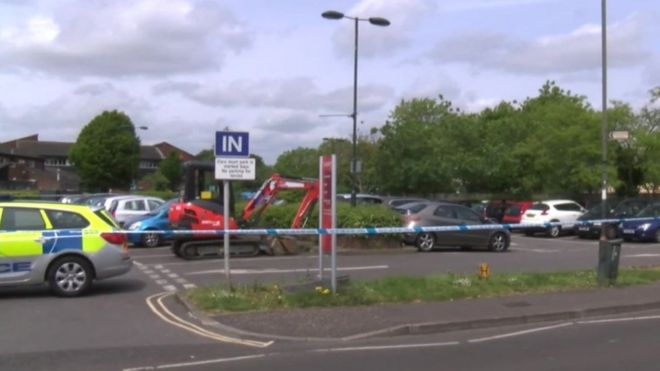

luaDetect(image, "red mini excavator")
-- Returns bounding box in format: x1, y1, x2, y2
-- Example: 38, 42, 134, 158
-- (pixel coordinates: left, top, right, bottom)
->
168, 161, 319, 259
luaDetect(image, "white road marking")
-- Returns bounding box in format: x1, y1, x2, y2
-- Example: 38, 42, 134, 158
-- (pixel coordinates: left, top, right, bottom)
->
163, 285, 177, 292
313, 341, 459, 353
160, 269, 171, 273
143, 270, 154, 274
128, 254, 175, 259
187, 265, 389, 276
624, 253, 660, 258
155, 279, 168, 285
578, 314, 660, 325
174, 278, 188, 284
123, 354, 267, 371
149, 274, 161, 280
167, 273, 179, 278
183, 283, 197, 289
510, 247, 559, 253
468, 322, 573, 343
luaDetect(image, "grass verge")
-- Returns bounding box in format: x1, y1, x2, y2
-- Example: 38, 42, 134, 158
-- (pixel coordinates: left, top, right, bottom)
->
187, 267, 660, 313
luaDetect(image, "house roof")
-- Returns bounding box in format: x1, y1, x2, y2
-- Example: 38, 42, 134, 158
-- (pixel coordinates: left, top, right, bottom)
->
3, 135, 192, 162
13, 140, 72, 157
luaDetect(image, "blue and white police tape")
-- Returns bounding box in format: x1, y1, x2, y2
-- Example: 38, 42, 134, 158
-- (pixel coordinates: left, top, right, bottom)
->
0, 217, 657, 241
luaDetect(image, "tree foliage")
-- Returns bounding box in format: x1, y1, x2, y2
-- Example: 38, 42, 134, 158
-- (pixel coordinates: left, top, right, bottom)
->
69, 110, 140, 191
159, 151, 183, 191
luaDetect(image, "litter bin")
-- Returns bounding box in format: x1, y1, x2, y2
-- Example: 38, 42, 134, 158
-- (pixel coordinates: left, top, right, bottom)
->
597, 223, 622, 286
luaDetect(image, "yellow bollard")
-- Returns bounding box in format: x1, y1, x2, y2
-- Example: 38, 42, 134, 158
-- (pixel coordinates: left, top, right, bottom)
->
479, 263, 490, 280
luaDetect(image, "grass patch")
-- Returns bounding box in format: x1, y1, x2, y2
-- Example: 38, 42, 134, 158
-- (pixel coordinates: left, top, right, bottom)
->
187, 267, 660, 313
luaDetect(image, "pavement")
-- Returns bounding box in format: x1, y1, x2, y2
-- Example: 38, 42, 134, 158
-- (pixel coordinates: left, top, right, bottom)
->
177, 279, 660, 342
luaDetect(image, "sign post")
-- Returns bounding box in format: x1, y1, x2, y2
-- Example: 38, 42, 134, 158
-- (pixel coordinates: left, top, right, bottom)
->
319, 155, 337, 292
215, 131, 255, 285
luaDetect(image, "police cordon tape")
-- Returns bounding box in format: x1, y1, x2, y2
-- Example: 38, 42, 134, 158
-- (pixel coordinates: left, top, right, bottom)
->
1, 217, 656, 241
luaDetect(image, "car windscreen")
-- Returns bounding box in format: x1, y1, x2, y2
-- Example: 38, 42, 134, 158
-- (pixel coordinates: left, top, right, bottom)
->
394, 203, 427, 214
147, 199, 176, 215
636, 204, 660, 218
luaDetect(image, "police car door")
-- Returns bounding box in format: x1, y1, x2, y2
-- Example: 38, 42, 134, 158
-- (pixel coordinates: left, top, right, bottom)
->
0, 207, 47, 284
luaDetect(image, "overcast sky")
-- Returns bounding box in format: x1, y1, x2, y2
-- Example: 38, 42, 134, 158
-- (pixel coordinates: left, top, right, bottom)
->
1, 0, 658, 164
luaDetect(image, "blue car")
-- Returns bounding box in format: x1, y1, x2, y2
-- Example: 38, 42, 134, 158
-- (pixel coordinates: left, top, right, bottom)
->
620, 202, 660, 242
125, 199, 177, 247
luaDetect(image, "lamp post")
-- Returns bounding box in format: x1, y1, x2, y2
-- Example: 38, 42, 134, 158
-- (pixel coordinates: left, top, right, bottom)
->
600, 0, 608, 221
321, 10, 390, 207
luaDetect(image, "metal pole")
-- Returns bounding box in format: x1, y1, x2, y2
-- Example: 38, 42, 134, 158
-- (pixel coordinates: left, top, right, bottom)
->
350, 17, 359, 207
600, 0, 608, 221
331, 154, 337, 293
223, 180, 231, 284
318, 156, 323, 281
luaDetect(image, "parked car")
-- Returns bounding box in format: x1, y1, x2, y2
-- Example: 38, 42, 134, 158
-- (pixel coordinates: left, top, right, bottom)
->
105, 195, 165, 226
75, 193, 116, 207
620, 202, 660, 242
125, 199, 177, 247
336, 193, 384, 205
484, 200, 511, 223
577, 198, 653, 239
501, 201, 534, 228
386, 197, 429, 209
401, 201, 510, 252
521, 200, 586, 237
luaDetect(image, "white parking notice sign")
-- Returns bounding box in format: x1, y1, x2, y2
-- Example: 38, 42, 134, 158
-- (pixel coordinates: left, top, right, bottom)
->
215, 158, 256, 180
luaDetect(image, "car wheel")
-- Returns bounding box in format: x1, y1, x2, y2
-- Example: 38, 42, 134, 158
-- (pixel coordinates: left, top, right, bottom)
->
547, 225, 561, 238
47, 256, 93, 297
141, 231, 161, 248
488, 232, 509, 252
416, 233, 436, 252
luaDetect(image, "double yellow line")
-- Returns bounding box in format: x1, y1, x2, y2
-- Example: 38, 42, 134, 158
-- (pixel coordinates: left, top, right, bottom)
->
145, 292, 274, 348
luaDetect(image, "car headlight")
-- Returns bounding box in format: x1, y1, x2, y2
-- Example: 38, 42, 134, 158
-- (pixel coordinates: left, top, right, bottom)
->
128, 222, 142, 230
406, 221, 417, 228
638, 223, 651, 231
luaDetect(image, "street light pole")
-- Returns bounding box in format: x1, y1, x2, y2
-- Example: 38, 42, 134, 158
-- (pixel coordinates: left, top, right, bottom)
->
351, 17, 359, 207
601, 0, 608, 221
321, 10, 390, 207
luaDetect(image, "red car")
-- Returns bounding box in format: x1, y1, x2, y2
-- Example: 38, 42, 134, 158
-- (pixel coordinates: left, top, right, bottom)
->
502, 201, 534, 226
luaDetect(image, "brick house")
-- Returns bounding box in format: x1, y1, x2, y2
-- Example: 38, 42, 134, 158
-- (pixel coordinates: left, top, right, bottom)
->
1, 134, 194, 192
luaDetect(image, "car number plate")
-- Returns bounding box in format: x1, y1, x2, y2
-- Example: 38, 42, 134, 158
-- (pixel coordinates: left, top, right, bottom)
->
578, 226, 589, 231
526, 214, 535, 218
623, 229, 635, 234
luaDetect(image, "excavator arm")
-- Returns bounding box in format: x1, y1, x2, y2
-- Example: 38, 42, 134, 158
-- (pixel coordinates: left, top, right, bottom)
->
241, 173, 318, 228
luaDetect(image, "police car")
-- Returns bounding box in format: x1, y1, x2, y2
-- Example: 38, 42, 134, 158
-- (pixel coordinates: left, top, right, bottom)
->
0, 202, 132, 297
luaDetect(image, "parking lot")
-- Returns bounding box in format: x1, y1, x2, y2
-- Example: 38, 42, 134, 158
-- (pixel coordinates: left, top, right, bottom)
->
127, 234, 660, 291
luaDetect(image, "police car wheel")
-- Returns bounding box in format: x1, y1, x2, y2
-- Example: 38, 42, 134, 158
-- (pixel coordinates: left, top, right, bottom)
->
48, 256, 93, 297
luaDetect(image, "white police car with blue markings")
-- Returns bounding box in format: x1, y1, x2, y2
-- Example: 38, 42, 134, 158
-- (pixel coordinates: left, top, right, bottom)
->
0, 202, 132, 297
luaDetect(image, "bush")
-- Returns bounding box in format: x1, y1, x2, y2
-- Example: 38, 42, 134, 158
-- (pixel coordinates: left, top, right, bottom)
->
252, 202, 400, 229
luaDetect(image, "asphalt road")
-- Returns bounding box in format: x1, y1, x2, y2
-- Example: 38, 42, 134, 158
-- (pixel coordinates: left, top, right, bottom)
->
128, 234, 660, 289
117, 310, 660, 371
1, 234, 659, 370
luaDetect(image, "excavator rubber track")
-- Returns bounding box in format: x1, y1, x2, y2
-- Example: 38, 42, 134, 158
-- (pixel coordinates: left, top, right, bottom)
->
171, 236, 263, 260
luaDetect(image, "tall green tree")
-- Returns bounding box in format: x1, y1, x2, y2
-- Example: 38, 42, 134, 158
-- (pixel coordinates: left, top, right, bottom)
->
637, 87, 660, 193
159, 151, 183, 191
69, 110, 140, 191
273, 147, 318, 178
373, 95, 460, 195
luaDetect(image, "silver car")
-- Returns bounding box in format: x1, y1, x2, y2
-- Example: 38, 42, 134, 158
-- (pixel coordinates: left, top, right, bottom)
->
400, 201, 510, 252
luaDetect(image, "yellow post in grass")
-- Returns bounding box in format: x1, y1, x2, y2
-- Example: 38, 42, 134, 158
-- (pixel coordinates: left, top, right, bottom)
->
479, 263, 490, 280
